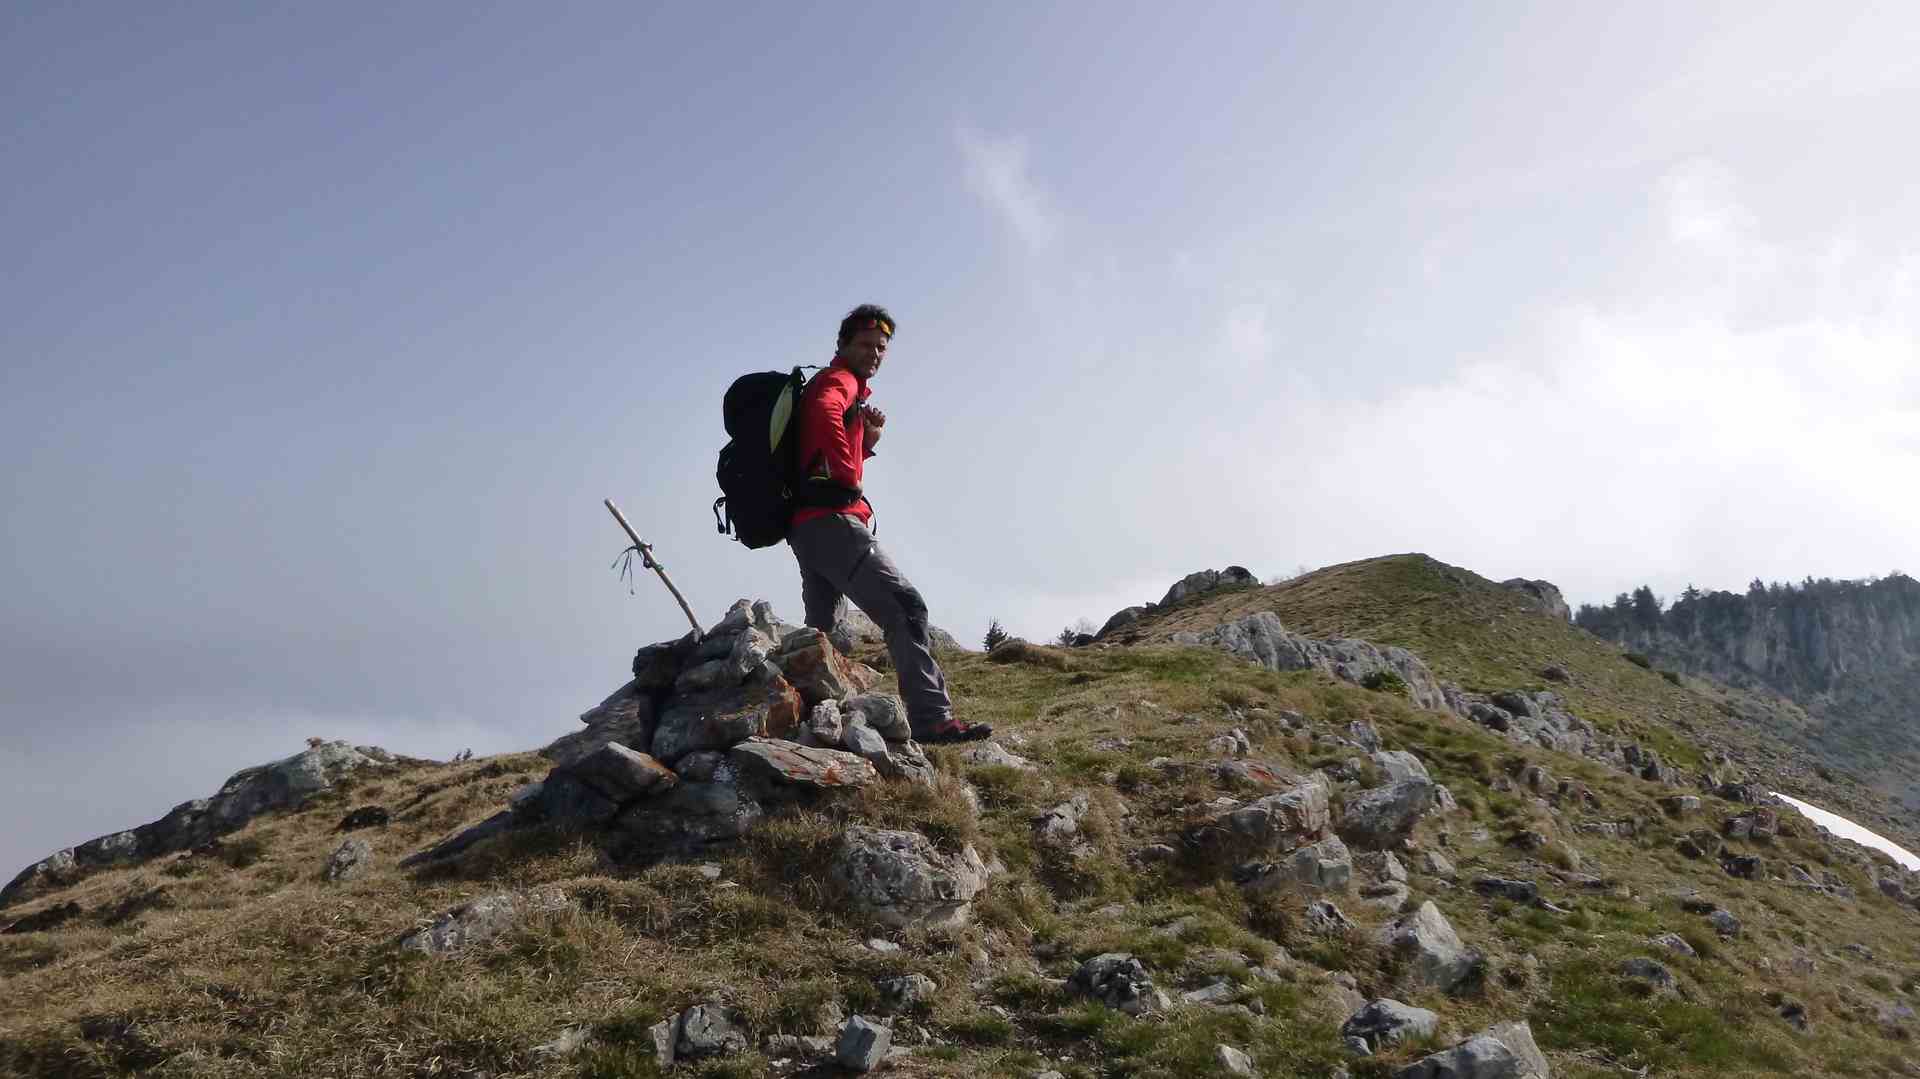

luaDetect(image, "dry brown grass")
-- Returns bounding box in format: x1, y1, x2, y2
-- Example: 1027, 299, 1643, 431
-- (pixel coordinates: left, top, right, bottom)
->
5, 612, 1920, 1077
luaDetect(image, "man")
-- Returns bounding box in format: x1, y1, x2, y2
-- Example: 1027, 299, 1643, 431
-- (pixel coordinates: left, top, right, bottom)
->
786, 304, 991, 743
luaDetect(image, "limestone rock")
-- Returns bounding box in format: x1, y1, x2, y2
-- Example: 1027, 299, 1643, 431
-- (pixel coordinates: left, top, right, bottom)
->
1098, 605, 1151, 637
398, 888, 569, 954
1652, 933, 1697, 957
530, 772, 622, 824
1382, 901, 1480, 992
830, 826, 990, 929
631, 634, 697, 693
1373, 750, 1431, 782
836, 1015, 891, 1072
1501, 578, 1571, 620
1395, 1020, 1551, 1079
1172, 612, 1455, 714
1215, 1044, 1256, 1076
1620, 957, 1675, 990
959, 741, 1036, 770
1162, 566, 1258, 605
1240, 835, 1354, 892
675, 1003, 749, 1060
842, 722, 934, 785
876, 973, 938, 1013
1208, 728, 1254, 757
1472, 877, 1539, 903
651, 681, 789, 764
872, 738, 936, 786
1187, 778, 1332, 859
1069, 953, 1160, 1015
5, 740, 386, 906
844, 694, 912, 741
559, 742, 678, 803
1211, 759, 1300, 788
1343, 999, 1440, 1052
616, 780, 763, 852
1308, 899, 1355, 933
322, 837, 373, 883
805, 700, 845, 747
730, 738, 878, 802
1035, 793, 1092, 848
532, 1026, 592, 1059
546, 683, 662, 765
1339, 778, 1438, 849
674, 750, 726, 782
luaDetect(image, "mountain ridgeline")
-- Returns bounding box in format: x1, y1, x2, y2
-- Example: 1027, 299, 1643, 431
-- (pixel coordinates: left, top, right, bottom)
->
1575, 573, 1920, 806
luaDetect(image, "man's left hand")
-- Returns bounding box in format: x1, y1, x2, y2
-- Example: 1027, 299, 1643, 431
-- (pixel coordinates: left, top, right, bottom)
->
861, 404, 887, 429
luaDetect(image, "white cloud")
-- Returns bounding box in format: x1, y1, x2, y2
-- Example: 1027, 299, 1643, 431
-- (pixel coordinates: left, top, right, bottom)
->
956, 127, 1061, 256
1227, 161, 1920, 605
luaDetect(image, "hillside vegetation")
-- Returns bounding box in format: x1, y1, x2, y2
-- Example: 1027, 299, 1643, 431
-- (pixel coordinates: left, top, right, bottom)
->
5, 555, 1920, 1079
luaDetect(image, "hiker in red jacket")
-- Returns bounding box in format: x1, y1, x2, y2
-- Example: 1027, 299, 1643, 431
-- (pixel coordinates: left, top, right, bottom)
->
787, 304, 991, 743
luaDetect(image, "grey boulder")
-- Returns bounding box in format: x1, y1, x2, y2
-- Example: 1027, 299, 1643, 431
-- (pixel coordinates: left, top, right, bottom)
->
616, 779, 764, 852
1381, 901, 1480, 992
1339, 778, 1439, 848
843, 694, 912, 741
1187, 777, 1332, 858
830, 826, 991, 929
547, 680, 658, 767
836, 1015, 891, 1072
1394, 1020, 1550, 1078
322, 837, 373, 883
398, 888, 569, 954
1069, 953, 1162, 1015
1343, 999, 1441, 1052
675, 1003, 749, 1060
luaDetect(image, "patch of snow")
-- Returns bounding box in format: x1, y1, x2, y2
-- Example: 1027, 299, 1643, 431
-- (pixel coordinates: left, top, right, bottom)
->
1773, 792, 1920, 871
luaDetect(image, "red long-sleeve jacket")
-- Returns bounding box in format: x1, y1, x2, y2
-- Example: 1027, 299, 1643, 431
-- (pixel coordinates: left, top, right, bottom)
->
792, 356, 878, 526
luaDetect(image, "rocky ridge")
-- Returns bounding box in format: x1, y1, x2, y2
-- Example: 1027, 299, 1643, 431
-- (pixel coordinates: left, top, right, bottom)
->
7, 561, 1920, 1077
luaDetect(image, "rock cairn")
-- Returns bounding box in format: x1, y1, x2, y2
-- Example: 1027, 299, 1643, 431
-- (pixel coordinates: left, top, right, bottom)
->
405, 599, 954, 867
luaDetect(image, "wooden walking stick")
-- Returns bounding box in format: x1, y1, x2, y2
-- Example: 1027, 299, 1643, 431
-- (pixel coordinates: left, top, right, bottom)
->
604, 498, 704, 640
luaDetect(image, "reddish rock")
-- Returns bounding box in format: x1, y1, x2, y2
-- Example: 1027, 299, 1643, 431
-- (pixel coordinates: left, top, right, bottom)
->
561, 742, 678, 802
774, 630, 864, 705
762, 675, 805, 740
729, 737, 878, 796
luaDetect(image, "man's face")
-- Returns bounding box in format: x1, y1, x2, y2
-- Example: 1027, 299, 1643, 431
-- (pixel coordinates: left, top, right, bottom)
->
839, 326, 889, 379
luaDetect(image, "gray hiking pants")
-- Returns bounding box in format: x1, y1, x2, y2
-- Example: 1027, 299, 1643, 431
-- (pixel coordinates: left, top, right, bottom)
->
787, 512, 953, 734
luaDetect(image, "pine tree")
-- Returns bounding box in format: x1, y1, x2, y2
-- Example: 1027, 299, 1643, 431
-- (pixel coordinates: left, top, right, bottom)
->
1631, 585, 1662, 633
983, 620, 1010, 651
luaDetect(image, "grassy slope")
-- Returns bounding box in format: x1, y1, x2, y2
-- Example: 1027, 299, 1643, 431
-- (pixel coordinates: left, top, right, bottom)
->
1132, 554, 1918, 848
4, 557, 1920, 1077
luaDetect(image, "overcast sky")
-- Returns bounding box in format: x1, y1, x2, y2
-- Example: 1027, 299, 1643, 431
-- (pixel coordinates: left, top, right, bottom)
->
4, 2, 1918, 876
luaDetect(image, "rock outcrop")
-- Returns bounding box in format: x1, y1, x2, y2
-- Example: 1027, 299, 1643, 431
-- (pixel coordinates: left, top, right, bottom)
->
4, 740, 392, 907
1501, 578, 1571, 621
829, 826, 992, 929
1172, 612, 1454, 714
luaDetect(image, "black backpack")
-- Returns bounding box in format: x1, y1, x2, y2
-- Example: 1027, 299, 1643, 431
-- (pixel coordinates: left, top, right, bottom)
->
712, 367, 866, 548
712, 367, 807, 548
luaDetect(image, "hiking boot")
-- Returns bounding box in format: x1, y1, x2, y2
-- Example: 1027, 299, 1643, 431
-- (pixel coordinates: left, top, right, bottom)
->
921, 719, 993, 744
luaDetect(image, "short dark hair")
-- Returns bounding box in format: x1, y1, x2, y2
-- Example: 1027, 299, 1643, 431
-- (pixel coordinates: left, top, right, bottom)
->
836, 304, 896, 349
